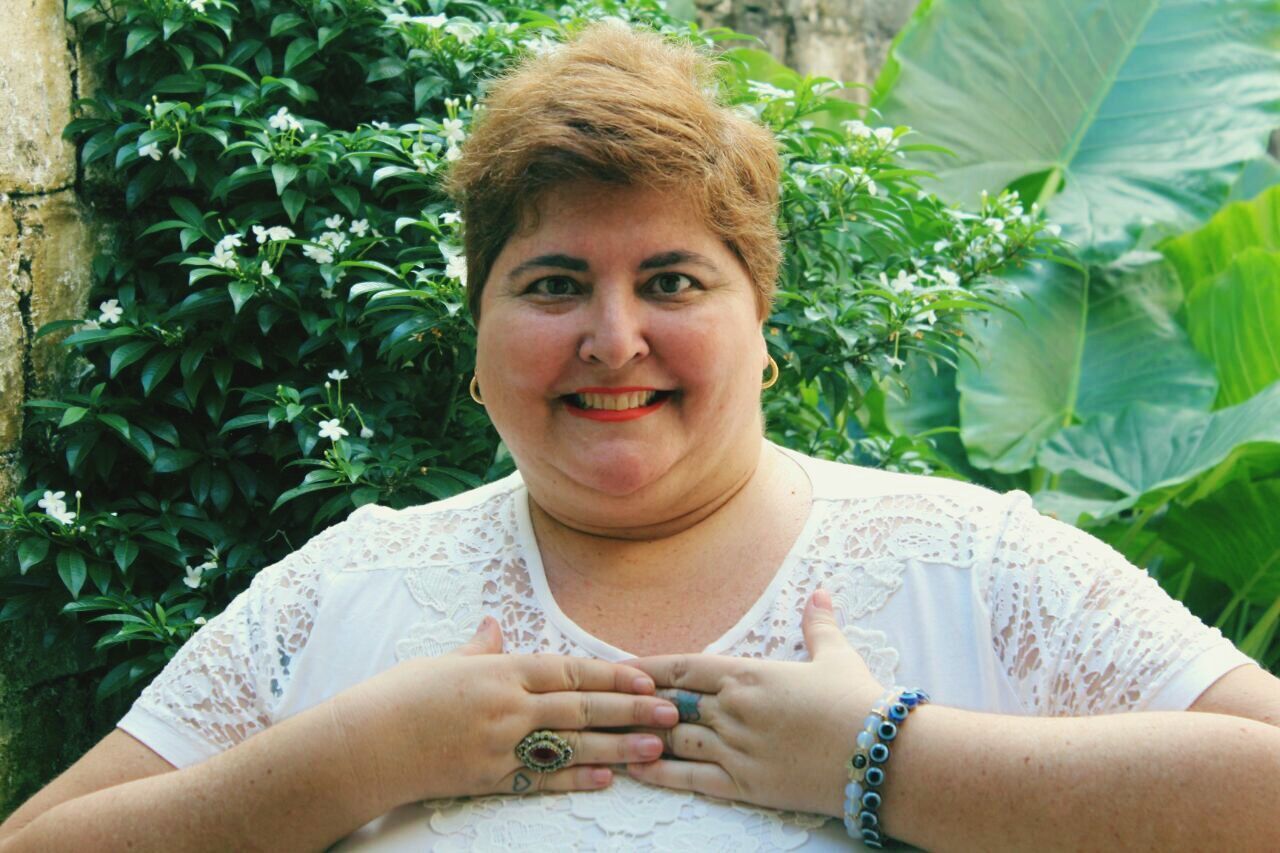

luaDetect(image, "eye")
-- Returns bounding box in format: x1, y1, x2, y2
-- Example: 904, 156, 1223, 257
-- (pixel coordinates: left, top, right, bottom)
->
647, 272, 696, 296
527, 276, 580, 297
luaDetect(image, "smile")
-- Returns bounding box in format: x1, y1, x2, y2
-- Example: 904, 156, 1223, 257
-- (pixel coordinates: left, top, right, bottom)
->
563, 387, 673, 421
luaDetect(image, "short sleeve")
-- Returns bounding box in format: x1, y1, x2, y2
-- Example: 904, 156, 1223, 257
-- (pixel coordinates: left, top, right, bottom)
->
116, 507, 370, 767
981, 495, 1255, 717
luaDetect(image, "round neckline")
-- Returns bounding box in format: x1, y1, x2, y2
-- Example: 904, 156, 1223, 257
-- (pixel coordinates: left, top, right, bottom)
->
515, 444, 824, 661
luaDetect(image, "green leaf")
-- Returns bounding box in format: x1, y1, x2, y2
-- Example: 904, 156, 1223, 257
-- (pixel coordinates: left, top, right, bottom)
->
331, 185, 359, 216
875, 0, 1280, 256
59, 406, 90, 428
97, 413, 131, 441
228, 280, 257, 314
284, 37, 317, 73
366, 58, 405, 83
140, 350, 181, 396
1161, 185, 1280, 300
56, 551, 88, 599
1185, 249, 1280, 407
125, 28, 160, 59
957, 260, 1216, 472
1161, 479, 1280, 608
271, 162, 299, 196
271, 12, 306, 36
109, 341, 157, 378
282, 188, 307, 223
18, 537, 49, 574
153, 447, 202, 473
1038, 380, 1280, 521
67, 0, 97, 19
114, 540, 140, 573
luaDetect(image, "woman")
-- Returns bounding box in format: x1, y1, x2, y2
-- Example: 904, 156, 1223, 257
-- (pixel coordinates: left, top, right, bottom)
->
4, 22, 1279, 852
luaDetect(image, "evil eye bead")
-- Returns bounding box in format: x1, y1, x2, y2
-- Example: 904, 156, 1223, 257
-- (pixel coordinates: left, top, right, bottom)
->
861, 790, 883, 811
864, 766, 886, 787
859, 810, 879, 830
877, 720, 898, 741
888, 702, 909, 722
869, 742, 890, 763
862, 828, 883, 847
900, 691, 920, 708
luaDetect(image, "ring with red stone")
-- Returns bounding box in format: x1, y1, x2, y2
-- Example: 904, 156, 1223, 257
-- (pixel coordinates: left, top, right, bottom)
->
515, 730, 575, 772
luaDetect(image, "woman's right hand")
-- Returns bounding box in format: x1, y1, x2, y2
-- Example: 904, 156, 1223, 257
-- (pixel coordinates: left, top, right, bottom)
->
331, 616, 679, 809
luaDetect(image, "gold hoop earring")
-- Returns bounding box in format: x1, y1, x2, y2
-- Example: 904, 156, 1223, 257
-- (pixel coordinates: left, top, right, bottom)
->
762, 356, 779, 390
469, 375, 485, 405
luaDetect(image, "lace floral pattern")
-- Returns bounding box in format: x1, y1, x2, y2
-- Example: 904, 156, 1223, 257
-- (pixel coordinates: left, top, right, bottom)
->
125, 461, 1249, 850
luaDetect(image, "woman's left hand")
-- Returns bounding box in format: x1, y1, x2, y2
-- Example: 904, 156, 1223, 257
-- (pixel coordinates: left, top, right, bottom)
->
624, 589, 886, 817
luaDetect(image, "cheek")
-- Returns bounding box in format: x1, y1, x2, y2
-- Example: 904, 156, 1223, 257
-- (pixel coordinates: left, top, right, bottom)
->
477, 313, 570, 396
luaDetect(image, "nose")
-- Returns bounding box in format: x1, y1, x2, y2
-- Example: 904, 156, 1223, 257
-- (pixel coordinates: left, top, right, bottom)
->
577, 289, 650, 369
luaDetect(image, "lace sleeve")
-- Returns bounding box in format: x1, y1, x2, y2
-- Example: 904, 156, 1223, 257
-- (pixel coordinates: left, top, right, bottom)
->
116, 507, 371, 767
982, 495, 1254, 717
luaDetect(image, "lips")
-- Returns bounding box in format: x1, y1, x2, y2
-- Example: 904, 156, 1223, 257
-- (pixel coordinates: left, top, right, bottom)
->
562, 387, 673, 421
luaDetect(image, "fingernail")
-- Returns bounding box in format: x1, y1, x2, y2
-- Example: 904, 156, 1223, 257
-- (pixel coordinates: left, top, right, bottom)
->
476, 616, 491, 632
814, 589, 833, 611
591, 767, 612, 786
633, 676, 655, 693
637, 737, 664, 759
654, 704, 678, 725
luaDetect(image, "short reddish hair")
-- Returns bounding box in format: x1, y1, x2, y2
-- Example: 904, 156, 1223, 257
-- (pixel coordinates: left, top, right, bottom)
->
443, 21, 783, 319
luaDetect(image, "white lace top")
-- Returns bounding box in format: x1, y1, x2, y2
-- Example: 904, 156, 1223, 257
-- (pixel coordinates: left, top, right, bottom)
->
118, 447, 1253, 851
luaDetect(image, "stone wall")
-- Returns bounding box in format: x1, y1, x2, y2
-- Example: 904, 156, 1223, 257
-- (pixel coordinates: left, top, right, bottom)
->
0, 0, 127, 820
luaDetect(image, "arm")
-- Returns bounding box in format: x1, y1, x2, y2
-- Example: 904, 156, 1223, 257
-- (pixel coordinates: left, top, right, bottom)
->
2, 691, 390, 853
876, 700, 1280, 852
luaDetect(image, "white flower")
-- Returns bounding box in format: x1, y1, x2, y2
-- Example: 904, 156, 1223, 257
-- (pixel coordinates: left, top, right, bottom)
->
360, 426, 374, 439
445, 144, 462, 162
983, 217, 1005, 233
260, 260, 273, 276
874, 127, 898, 148
420, 13, 446, 28
318, 419, 349, 441
885, 355, 906, 370
444, 253, 467, 283
214, 233, 243, 252
319, 286, 335, 299
441, 117, 466, 146
1046, 223, 1062, 237
747, 81, 794, 100
188, 0, 206, 12
317, 230, 350, 253
441, 211, 462, 225
933, 239, 950, 253
253, 224, 295, 244
919, 309, 938, 326
139, 142, 162, 161
327, 369, 349, 381
169, 146, 185, 161
194, 616, 208, 626
210, 245, 238, 270
324, 214, 344, 230
842, 119, 872, 139
182, 564, 204, 589
890, 270, 917, 294
445, 19, 482, 44
268, 106, 303, 134
936, 268, 960, 288
47, 504, 77, 525
38, 490, 67, 512
302, 244, 335, 265
349, 219, 369, 237
98, 299, 123, 324
371, 120, 390, 130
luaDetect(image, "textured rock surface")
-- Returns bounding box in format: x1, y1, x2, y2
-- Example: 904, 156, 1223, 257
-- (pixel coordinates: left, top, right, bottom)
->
696, 0, 919, 101
0, 0, 77, 193
0, 208, 22, 458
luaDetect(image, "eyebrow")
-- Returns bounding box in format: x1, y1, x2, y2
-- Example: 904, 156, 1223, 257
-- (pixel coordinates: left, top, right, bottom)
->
505, 250, 720, 282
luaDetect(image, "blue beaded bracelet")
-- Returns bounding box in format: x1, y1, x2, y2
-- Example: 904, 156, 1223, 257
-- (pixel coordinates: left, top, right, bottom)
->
842, 685, 929, 848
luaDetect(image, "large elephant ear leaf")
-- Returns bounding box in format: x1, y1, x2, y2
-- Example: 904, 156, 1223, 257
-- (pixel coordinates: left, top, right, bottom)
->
1037, 380, 1280, 522
1161, 479, 1280, 608
874, 0, 1280, 257
956, 259, 1216, 473
1161, 184, 1280, 300
1185, 249, 1280, 408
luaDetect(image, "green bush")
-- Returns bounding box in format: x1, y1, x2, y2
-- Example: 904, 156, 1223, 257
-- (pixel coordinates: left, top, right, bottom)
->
0, 0, 1052, 703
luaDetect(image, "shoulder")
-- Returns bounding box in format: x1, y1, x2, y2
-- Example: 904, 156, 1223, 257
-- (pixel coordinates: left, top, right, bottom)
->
779, 444, 1027, 517
316, 470, 527, 573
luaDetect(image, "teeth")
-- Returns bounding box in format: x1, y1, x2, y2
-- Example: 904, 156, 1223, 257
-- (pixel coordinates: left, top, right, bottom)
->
576, 391, 659, 410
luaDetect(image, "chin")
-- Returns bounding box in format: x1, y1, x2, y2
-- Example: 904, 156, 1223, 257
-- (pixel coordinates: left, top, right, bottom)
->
563, 443, 675, 498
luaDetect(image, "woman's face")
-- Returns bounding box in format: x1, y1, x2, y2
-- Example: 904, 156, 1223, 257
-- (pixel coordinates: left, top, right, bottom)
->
475, 180, 769, 531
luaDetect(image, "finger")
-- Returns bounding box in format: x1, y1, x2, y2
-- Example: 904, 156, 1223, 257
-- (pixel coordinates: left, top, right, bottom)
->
626, 758, 737, 800
631, 723, 724, 762
802, 588, 848, 661
552, 730, 666, 766
520, 654, 657, 695
448, 615, 504, 657
653, 688, 718, 725
497, 764, 614, 795
534, 691, 680, 730
624, 653, 737, 693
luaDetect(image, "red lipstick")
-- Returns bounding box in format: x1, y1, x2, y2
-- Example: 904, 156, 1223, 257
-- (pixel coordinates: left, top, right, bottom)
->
564, 387, 670, 422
